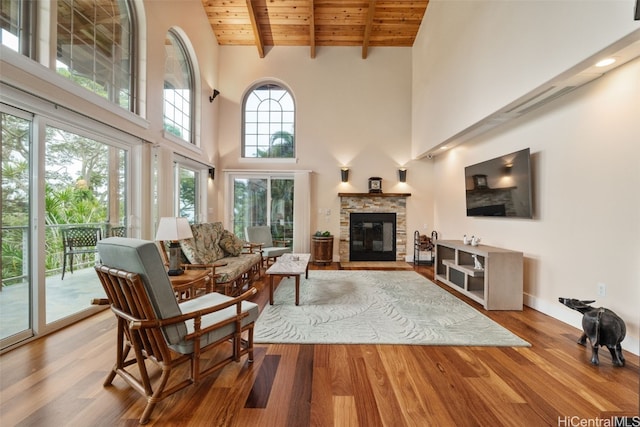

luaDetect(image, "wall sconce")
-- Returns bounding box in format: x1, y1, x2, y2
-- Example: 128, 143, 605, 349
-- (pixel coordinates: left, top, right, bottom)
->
398, 168, 407, 183
209, 89, 220, 103
208, 167, 215, 180
341, 168, 349, 182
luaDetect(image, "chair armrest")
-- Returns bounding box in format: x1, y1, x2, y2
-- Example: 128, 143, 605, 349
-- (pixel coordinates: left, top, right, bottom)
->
91, 298, 109, 306
273, 239, 290, 247
182, 261, 227, 276
129, 287, 258, 331
244, 242, 263, 253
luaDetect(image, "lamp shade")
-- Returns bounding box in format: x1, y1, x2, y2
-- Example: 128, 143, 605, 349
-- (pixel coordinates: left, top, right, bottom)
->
155, 217, 193, 241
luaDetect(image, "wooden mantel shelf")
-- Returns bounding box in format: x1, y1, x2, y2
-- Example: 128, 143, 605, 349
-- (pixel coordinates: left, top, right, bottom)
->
338, 193, 411, 197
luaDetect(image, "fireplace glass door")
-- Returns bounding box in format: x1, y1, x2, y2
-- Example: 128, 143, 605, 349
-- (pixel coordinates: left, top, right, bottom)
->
349, 213, 396, 261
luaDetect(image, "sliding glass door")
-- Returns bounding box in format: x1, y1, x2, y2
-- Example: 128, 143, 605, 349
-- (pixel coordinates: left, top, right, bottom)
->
1, 108, 33, 344
1, 99, 133, 351
231, 175, 294, 244
44, 125, 127, 324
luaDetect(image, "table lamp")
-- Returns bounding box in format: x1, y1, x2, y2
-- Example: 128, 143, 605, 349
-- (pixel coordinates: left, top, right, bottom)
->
155, 217, 193, 276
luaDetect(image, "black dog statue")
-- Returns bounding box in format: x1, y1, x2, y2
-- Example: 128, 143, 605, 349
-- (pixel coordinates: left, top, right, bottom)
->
558, 298, 626, 367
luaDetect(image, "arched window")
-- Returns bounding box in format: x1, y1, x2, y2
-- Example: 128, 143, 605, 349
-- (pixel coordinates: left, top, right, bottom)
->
163, 30, 194, 144
243, 83, 295, 158
56, 0, 135, 111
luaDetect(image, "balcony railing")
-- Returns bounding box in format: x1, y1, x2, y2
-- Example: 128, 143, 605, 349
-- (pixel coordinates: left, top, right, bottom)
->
1, 223, 122, 287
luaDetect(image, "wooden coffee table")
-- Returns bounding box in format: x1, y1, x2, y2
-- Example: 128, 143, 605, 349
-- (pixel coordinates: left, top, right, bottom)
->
266, 253, 311, 305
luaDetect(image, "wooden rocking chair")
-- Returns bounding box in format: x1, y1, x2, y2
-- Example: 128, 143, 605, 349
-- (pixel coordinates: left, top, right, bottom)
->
93, 237, 258, 424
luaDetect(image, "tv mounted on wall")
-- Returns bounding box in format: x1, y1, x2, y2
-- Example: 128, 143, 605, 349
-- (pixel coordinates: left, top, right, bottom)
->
465, 148, 533, 218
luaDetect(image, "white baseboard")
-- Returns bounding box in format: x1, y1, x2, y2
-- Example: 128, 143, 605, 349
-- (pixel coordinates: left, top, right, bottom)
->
524, 293, 639, 357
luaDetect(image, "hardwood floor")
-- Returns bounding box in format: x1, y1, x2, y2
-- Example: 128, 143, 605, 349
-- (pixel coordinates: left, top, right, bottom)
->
1, 264, 638, 426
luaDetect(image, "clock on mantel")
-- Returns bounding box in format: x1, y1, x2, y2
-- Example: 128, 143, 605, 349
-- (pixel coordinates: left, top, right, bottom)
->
368, 177, 382, 193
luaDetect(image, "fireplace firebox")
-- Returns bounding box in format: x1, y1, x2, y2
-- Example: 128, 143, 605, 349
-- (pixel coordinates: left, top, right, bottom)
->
349, 213, 396, 261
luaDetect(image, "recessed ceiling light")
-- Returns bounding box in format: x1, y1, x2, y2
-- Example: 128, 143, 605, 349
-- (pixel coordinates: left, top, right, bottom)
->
595, 58, 616, 67
440, 146, 448, 150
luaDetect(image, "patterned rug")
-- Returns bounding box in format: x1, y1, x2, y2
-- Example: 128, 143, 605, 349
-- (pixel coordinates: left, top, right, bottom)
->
254, 270, 530, 346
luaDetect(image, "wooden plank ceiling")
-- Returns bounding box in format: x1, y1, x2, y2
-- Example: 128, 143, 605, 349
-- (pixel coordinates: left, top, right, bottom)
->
202, 0, 430, 59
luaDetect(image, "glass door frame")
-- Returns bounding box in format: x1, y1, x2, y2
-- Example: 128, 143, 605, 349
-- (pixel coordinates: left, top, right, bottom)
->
1, 104, 35, 348
224, 170, 305, 250
1, 85, 141, 351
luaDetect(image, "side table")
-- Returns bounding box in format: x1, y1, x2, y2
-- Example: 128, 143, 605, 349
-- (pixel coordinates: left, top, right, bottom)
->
168, 269, 211, 302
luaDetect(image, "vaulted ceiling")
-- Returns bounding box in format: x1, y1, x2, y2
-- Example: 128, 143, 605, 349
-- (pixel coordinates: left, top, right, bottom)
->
201, 0, 430, 59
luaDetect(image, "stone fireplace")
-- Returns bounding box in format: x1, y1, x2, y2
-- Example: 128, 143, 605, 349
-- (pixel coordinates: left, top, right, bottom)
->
338, 192, 411, 262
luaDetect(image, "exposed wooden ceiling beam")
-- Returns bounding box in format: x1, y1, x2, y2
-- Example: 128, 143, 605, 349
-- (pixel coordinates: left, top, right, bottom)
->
362, 0, 377, 59
203, 0, 429, 59
246, 0, 265, 58
309, 0, 316, 59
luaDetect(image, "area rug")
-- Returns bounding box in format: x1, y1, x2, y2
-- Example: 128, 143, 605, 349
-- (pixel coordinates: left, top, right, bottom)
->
254, 270, 530, 346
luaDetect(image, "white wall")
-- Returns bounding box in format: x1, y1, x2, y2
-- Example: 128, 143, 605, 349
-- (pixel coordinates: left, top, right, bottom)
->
217, 46, 435, 253
412, 0, 640, 156
412, 2, 640, 354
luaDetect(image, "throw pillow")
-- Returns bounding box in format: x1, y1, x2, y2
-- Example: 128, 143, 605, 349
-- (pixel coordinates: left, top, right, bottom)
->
180, 222, 225, 264
219, 229, 244, 256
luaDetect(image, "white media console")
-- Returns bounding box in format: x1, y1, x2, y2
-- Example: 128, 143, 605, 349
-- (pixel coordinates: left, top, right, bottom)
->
435, 240, 523, 310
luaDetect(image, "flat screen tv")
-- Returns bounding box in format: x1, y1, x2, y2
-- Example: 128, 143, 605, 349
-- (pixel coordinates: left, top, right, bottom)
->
465, 148, 533, 218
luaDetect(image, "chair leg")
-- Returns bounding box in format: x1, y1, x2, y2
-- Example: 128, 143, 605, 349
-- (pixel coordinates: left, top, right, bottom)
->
139, 368, 172, 425
247, 327, 254, 363
61, 254, 68, 280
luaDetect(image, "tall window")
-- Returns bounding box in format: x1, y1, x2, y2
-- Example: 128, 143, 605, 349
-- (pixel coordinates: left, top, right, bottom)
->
175, 164, 199, 223
163, 30, 194, 144
56, 0, 134, 111
243, 83, 295, 158
0, 0, 35, 56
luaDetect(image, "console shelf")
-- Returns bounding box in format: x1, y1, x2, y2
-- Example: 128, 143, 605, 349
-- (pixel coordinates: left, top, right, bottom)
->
435, 240, 523, 310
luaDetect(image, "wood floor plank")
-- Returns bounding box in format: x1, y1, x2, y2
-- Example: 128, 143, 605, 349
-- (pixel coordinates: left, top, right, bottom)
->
286, 344, 314, 426
1, 264, 637, 426
333, 395, 359, 427
244, 354, 280, 408
310, 365, 334, 426
348, 354, 384, 427
375, 346, 435, 425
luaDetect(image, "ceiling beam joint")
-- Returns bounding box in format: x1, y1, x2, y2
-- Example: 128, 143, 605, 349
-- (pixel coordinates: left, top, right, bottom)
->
246, 0, 265, 58
362, 0, 377, 59
310, 0, 316, 59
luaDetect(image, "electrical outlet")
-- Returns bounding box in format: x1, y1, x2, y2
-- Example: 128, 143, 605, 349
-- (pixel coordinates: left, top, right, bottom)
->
326, 209, 331, 216
597, 282, 606, 297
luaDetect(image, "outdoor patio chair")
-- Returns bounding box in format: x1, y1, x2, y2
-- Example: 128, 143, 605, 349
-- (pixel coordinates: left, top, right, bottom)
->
94, 237, 258, 425
109, 226, 127, 237
245, 225, 292, 267
61, 227, 102, 279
